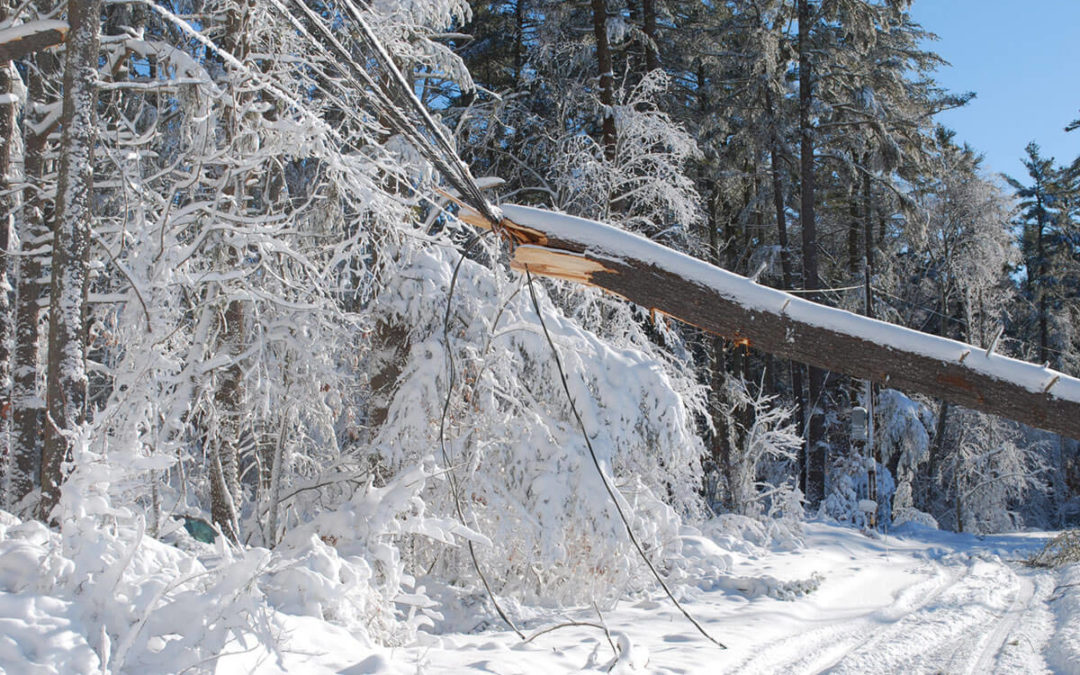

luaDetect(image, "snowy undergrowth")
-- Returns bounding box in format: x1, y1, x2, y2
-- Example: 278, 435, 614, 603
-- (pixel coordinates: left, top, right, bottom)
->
1047, 561, 1080, 671
0, 437, 474, 671
374, 240, 707, 608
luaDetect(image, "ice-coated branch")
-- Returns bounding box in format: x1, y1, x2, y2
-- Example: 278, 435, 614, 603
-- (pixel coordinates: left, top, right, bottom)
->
0, 20, 67, 62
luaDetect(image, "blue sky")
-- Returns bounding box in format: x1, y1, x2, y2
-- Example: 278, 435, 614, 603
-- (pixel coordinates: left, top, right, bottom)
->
910, 1, 1080, 182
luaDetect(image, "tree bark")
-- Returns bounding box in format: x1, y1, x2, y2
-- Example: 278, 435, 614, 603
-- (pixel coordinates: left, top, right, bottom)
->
9, 45, 58, 512
798, 0, 826, 504
766, 95, 807, 475
642, 0, 659, 72
460, 204, 1080, 443
206, 0, 256, 543
590, 0, 616, 162
40, 0, 101, 520
0, 0, 14, 505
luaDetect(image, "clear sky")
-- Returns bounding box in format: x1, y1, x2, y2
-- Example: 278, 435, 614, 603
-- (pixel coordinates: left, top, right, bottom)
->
910, 0, 1080, 183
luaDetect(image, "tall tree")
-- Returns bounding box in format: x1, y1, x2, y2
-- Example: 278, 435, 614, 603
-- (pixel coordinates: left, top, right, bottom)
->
1006, 142, 1064, 369
40, 0, 102, 519
797, 0, 827, 505
591, 0, 616, 161
0, 0, 15, 503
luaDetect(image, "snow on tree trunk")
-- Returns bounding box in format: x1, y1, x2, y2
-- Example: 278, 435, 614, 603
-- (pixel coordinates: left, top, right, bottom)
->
41, 0, 101, 520
9, 47, 56, 512
0, 0, 14, 504
460, 204, 1080, 442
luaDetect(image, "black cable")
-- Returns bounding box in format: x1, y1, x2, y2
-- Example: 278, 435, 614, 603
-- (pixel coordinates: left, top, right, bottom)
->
523, 268, 726, 649
440, 232, 524, 639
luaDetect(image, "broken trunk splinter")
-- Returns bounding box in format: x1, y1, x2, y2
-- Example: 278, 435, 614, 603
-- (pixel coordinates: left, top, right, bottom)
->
985, 325, 1004, 358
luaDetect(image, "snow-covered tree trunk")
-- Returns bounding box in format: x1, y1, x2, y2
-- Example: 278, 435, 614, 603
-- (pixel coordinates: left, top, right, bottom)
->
9, 45, 56, 512
461, 204, 1080, 442
206, 0, 256, 543
0, 0, 14, 503
40, 0, 100, 520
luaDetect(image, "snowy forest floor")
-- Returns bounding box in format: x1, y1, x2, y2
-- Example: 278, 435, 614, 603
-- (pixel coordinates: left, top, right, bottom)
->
215, 522, 1080, 675
5, 517, 1080, 674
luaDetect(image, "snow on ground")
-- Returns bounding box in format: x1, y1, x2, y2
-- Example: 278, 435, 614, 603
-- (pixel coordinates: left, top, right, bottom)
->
218, 522, 1074, 675
3, 514, 1078, 674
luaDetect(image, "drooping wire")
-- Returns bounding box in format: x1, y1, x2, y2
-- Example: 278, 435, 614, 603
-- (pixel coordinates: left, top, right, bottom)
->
523, 268, 727, 650
275, 0, 469, 195
339, 0, 500, 224
440, 231, 524, 639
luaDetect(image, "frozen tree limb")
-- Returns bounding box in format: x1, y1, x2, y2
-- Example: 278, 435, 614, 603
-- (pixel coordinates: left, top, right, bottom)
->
0, 20, 67, 62
461, 204, 1080, 441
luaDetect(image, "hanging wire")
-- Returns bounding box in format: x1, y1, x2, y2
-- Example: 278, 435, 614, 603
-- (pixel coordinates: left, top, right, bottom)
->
524, 268, 727, 649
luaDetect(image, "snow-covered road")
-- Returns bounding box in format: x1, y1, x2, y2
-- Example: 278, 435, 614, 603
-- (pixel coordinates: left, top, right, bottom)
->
223, 523, 1078, 674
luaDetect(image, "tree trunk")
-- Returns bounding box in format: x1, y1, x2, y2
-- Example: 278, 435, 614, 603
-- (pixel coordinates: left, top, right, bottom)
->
590, 0, 616, 162
514, 0, 526, 83
9, 47, 57, 512
210, 293, 244, 543
1036, 195, 1048, 366
642, 0, 659, 72
40, 0, 101, 520
798, 0, 826, 505
766, 98, 807, 485
460, 203, 1080, 443
206, 0, 257, 543
0, 0, 13, 504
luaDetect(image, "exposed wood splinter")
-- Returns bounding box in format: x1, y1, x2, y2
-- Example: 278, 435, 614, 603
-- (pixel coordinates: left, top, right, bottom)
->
511, 245, 609, 285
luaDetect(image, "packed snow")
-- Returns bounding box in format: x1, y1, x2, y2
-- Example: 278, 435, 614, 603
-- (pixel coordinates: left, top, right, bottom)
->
3, 507, 1078, 674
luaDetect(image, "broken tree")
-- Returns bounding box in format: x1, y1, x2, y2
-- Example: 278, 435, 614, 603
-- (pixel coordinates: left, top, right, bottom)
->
461, 204, 1080, 441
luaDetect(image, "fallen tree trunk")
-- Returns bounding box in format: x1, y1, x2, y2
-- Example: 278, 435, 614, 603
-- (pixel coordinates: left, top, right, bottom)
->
461, 203, 1080, 441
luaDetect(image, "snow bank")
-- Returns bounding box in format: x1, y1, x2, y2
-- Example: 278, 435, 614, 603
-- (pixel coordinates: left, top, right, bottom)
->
1048, 562, 1080, 671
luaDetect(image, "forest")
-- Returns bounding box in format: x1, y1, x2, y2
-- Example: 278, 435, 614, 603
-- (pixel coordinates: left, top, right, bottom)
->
0, 0, 1079, 671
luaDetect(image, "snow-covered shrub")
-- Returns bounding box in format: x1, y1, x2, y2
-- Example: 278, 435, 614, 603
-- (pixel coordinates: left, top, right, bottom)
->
876, 389, 933, 476
372, 240, 706, 604
720, 377, 803, 519
2, 431, 282, 674
823, 453, 894, 530
891, 480, 939, 530
1028, 530, 1080, 568
934, 409, 1045, 534
548, 70, 701, 235
262, 464, 476, 645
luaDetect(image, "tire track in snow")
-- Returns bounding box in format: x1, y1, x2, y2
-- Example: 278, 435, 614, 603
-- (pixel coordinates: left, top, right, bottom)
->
967, 573, 1034, 674
727, 560, 962, 674
826, 553, 1026, 674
